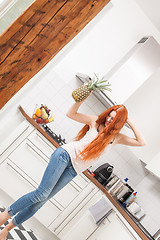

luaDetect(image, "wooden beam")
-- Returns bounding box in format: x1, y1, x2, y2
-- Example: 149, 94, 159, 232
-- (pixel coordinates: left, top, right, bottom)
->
0, 0, 110, 109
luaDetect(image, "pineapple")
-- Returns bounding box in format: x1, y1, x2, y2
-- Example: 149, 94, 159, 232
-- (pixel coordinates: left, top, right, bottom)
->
72, 73, 111, 102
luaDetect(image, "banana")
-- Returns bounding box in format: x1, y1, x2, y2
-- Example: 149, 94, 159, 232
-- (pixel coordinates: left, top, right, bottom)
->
49, 115, 55, 122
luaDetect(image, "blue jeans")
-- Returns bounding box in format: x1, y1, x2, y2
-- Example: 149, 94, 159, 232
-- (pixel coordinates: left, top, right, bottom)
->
7, 147, 77, 226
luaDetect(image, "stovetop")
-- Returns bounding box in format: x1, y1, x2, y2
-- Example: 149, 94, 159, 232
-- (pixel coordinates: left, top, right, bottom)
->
42, 125, 66, 146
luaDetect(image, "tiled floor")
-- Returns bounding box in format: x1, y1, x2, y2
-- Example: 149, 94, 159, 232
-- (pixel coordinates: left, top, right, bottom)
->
0, 207, 41, 240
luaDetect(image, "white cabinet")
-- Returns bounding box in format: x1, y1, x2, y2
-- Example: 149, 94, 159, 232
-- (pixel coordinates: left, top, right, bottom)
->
8, 139, 49, 185
64, 210, 140, 240
0, 158, 35, 199
27, 130, 56, 159
0, 120, 96, 233
92, 212, 138, 240
49, 181, 99, 238
0, 120, 142, 239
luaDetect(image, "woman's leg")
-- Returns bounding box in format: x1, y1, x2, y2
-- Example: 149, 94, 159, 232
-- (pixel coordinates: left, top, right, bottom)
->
0, 147, 73, 239
0, 221, 15, 240
7, 148, 69, 217
12, 164, 77, 226
0, 210, 11, 227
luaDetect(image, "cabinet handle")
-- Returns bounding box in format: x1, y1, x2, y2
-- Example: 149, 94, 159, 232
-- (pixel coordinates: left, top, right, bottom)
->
26, 142, 48, 164
7, 160, 36, 188
50, 198, 64, 211
81, 173, 90, 183
85, 226, 99, 240
69, 181, 81, 192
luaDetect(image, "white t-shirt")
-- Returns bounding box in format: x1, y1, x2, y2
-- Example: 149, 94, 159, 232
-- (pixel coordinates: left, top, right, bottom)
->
62, 128, 112, 174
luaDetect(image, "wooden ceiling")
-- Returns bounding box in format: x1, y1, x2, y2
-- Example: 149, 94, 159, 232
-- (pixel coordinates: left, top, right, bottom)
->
0, 0, 110, 110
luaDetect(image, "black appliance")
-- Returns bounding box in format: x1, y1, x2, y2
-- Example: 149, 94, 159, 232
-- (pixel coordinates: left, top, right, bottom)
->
93, 163, 113, 185
42, 125, 66, 146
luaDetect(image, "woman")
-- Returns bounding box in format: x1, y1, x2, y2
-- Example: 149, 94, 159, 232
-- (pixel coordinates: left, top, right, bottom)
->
0, 98, 146, 240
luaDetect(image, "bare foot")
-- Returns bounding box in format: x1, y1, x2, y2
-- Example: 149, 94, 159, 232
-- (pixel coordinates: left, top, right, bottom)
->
0, 210, 11, 226
0, 228, 8, 240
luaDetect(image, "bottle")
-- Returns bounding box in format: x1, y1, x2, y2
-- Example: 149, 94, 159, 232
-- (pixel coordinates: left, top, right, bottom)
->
118, 190, 133, 204
123, 192, 137, 208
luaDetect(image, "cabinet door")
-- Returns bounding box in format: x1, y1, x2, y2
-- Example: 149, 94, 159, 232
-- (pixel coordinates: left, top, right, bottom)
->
0, 159, 63, 227
49, 182, 99, 237
8, 139, 49, 185
27, 130, 56, 159
91, 213, 137, 240
61, 211, 98, 240
87, 218, 111, 240
52, 180, 81, 209
60, 191, 104, 240
0, 159, 34, 199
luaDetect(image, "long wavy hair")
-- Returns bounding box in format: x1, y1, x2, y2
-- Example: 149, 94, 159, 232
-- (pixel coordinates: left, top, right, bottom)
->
75, 105, 128, 161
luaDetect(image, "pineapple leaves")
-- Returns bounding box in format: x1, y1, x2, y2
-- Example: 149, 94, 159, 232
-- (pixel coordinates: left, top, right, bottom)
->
88, 73, 112, 92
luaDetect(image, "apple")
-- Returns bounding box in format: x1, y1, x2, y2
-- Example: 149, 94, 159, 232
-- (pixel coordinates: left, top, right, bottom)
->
36, 117, 43, 124
43, 118, 49, 123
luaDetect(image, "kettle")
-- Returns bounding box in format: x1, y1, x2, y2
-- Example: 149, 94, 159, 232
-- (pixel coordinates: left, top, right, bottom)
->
93, 163, 113, 185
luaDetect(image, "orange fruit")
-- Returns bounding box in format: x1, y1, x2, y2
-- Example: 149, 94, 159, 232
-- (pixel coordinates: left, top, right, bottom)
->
32, 114, 37, 119
35, 108, 42, 117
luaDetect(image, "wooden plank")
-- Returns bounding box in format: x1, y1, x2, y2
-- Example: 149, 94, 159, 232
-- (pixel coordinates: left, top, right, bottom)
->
0, 0, 67, 63
0, 0, 85, 93
0, 0, 110, 110
0, 0, 87, 78
0, 0, 82, 68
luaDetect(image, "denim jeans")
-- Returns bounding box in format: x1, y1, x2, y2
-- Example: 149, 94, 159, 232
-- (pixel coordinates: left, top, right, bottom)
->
7, 147, 77, 226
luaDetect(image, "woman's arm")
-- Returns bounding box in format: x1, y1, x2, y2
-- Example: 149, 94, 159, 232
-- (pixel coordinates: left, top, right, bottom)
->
115, 117, 146, 147
66, 100, 97, 126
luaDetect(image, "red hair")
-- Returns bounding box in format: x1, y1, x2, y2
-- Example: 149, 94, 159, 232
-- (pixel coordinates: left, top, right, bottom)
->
75, 105, 128, 161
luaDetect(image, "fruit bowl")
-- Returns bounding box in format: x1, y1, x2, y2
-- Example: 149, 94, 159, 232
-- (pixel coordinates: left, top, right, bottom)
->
32, 104, 54, 124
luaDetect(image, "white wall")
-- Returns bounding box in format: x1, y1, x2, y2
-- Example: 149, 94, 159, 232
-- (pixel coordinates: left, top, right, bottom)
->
124, 67, 160, 164
135, 0, 160, 32
1, 0, 160, 236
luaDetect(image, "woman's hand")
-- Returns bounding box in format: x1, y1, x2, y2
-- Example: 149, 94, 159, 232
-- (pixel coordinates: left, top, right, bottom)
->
115, 117, 146, 147
66, 91, 97, 125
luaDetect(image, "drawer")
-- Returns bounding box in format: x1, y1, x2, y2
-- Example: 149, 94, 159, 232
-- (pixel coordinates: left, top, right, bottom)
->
0, 159, 34, 200
53, 182, 80, 209
27, 130, 56, 159
8, 139, 49, 185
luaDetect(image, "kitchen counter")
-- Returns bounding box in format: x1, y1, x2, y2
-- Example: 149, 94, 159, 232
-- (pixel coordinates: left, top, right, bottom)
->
84, 171, 153, 240
19, 105, 152, 240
